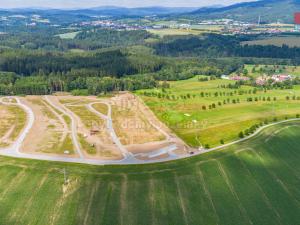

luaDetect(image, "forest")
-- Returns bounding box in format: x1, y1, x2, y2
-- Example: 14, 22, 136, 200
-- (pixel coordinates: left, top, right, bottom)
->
0, 28, 300, 95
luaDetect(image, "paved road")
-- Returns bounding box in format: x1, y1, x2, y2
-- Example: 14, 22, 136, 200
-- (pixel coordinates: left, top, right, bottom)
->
87, 102, 133, 159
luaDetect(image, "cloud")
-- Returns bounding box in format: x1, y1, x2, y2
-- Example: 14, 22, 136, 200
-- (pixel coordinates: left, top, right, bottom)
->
0, 0, 255, 9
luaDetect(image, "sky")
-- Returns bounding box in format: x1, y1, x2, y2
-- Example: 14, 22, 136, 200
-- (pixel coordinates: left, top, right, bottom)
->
0, 0, 256, 9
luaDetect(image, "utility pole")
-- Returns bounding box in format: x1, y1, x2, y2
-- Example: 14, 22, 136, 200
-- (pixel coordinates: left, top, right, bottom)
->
258, 15, 261, 26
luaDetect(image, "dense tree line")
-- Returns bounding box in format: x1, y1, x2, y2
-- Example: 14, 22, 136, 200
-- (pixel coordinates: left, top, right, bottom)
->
0, 74, 157, 96
0, 48, 163, 77
153, 34, 300, 60
74, 29, 153, 50
0, 28, 155, 51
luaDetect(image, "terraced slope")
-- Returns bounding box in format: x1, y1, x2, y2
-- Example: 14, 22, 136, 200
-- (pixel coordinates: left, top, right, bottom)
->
0, 121, 300, 225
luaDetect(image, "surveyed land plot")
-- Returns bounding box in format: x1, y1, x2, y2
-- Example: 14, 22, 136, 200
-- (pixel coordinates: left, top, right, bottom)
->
0, 103, 26, 148
58, 96, 123, 160
21, 96, 75, 155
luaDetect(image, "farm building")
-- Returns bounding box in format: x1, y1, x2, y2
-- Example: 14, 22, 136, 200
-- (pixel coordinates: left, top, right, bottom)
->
230, 75, 250, 81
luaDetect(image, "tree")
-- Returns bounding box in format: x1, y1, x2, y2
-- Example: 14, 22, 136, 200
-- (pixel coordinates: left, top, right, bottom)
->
238, 131, 244, 138
204, 144, 210, 149
220, 139, 225, 145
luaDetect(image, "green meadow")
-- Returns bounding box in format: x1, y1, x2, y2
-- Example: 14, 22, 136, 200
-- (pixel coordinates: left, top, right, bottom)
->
242, 64, 300, 78
137, 76, 300, 147
0, 121, 300, 224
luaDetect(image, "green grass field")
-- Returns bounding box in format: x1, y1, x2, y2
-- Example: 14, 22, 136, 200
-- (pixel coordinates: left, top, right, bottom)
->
137, 76, 300, 147
242, 64, 300, 77
0, 121, 300, 224
57, 32, 80, 40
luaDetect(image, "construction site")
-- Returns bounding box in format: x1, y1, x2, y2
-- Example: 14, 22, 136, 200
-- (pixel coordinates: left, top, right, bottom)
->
0, 93, 192, 164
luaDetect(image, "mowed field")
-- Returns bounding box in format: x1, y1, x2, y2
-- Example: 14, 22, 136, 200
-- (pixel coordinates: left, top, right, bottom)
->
0, 121, 300, 224
137, 76, 300, 147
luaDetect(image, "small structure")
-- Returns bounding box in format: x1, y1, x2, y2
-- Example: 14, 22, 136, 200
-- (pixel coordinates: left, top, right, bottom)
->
221, 75, 230, 80
230, 75, 250, 81
90, 122, 100, 135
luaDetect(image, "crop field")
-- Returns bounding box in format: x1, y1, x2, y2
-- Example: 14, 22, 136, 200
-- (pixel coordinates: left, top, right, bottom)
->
137, 76, 300, 147
242, 35, 300, 47
148, 28, 203, 37
0, 121, 300, 224
0, 104, 26, 147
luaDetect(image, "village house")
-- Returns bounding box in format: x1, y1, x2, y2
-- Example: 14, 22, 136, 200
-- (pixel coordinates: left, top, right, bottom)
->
271, 74, 293, 82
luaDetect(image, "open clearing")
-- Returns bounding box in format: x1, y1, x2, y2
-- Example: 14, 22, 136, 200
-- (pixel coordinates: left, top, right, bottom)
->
137, 76, 300, 147
0, 121, 300, 224
56, 31, 80, 39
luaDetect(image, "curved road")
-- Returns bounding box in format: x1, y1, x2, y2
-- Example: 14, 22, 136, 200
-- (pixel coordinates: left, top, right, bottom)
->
0, 97, 35, 154
87, 102, 133, 159
44, 96, 84, 158
1, 96, 300, 165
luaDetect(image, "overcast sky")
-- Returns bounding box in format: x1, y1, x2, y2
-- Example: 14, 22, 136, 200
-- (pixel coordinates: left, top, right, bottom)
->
0, 0, 256, 9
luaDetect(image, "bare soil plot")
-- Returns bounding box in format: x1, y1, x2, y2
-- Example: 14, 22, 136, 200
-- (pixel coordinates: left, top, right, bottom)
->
57, 96, 122, 160
110, 93, 188, 157
0, 104, 26, 147
21, 96, 75, 156
111, 93, 165, 146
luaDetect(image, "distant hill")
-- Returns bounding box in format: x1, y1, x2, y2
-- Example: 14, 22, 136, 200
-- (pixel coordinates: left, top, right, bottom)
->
189, 0, 300, 23
85, 6, 198, 16
0, 6, 198, 17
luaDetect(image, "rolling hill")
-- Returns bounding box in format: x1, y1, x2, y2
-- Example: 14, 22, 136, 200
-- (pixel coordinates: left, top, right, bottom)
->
189, 0, 300, 23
